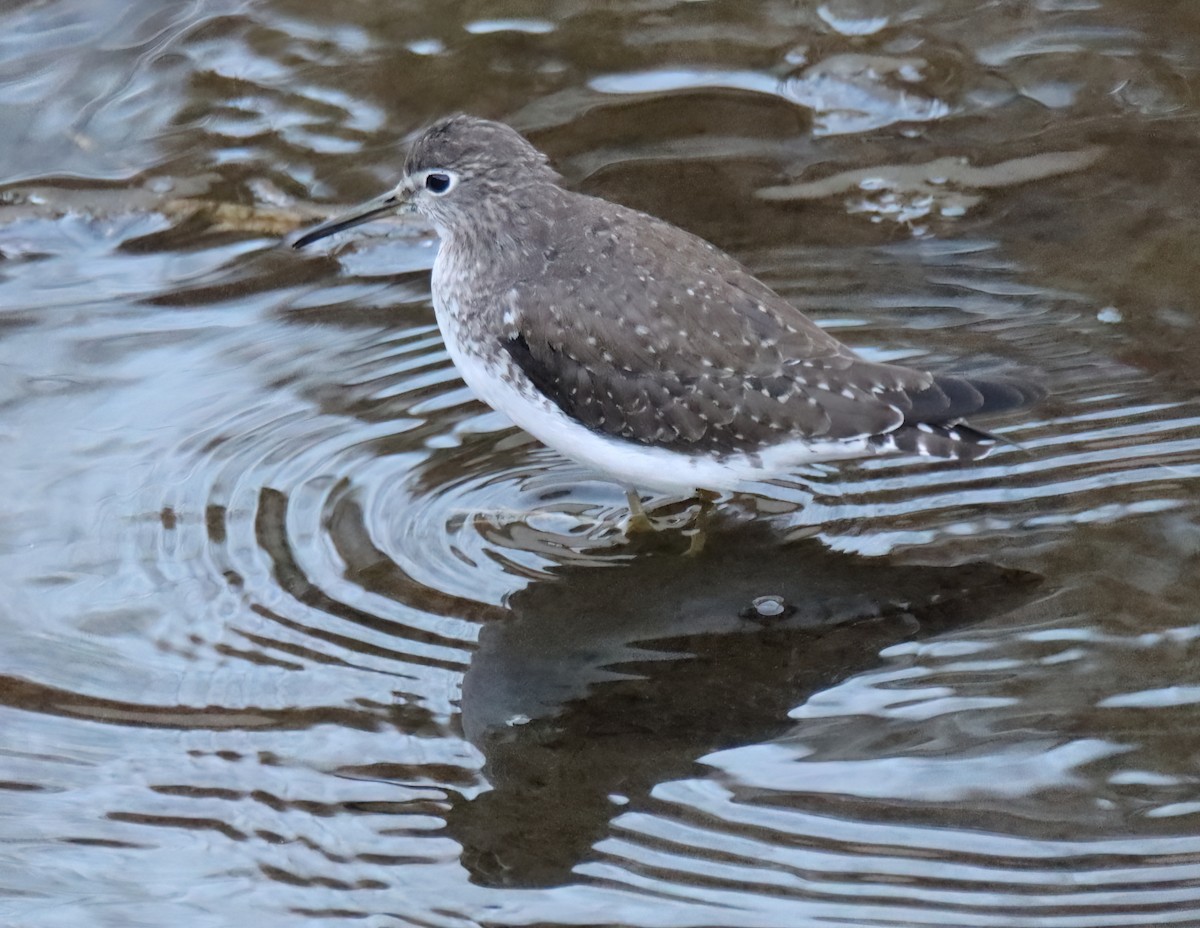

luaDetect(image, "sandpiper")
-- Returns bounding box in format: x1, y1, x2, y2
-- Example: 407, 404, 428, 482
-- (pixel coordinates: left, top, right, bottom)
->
293, 115, 1039, 513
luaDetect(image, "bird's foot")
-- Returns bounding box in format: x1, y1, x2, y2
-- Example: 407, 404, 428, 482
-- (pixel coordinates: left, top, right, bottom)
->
622, 488, 717, 554
623, 488, 658, 534
682, 491, 717, 556
624, 511, 658, 534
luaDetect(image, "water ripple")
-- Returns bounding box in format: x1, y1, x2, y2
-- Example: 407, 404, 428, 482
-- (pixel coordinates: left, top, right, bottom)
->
5, 1, 1200, 924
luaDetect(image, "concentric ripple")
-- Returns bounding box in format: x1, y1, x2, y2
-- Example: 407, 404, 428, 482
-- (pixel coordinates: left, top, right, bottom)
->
6, 0, 1200, 925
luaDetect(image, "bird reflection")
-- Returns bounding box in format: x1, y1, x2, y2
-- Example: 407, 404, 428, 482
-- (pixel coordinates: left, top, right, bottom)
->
446, 521, 1039, 887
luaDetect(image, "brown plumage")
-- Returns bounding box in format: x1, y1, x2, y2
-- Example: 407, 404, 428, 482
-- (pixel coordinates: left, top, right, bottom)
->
294, 115, 1042, 493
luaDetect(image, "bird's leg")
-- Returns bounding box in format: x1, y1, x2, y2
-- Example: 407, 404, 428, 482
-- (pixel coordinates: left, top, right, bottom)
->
624, 487, 656, 534
683, 491, 717, 556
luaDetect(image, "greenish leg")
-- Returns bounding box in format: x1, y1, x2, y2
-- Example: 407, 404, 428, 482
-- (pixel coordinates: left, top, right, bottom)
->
683, 493, 714, 556
624, 488, 656, 534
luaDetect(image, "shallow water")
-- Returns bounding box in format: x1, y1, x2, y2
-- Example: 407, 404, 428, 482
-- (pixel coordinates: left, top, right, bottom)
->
4, 1, 1200, 925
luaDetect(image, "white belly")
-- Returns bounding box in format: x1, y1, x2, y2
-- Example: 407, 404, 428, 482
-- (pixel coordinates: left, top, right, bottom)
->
431, 296, 869, 495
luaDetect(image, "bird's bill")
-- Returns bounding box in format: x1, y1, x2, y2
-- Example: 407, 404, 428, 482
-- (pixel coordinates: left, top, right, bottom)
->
291, 190, 406, 249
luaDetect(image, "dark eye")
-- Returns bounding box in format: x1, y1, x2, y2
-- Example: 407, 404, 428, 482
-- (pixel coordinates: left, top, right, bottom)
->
425, 172, 452, 194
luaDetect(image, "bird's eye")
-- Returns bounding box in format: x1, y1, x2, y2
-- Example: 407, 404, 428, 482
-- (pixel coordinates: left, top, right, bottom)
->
425, 172, 453, 194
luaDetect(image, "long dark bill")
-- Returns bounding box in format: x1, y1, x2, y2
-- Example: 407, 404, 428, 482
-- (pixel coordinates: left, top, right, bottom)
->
292, 192, 400, 249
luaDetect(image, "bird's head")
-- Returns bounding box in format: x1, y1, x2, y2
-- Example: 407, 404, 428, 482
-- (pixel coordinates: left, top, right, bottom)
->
292, 115, 559, 248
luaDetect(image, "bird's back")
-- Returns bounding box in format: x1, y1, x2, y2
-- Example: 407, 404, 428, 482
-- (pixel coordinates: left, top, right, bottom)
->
436, 183, 1036, 462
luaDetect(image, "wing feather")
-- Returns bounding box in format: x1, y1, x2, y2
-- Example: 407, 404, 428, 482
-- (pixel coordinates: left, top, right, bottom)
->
496, 189, 1034, 457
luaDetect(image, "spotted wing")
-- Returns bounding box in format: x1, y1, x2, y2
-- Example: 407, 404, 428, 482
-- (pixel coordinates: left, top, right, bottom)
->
500, 193, 1035, 457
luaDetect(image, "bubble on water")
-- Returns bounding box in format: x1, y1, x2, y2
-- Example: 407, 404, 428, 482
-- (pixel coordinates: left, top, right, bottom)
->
816, 2, 890, 36
407, 38, 445, 56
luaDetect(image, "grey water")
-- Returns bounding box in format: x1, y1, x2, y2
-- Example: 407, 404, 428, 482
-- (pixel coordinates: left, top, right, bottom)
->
4, 1, 1200, 925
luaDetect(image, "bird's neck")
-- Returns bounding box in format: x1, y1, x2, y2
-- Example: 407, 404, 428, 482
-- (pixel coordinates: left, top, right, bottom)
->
436, 184, 561, 288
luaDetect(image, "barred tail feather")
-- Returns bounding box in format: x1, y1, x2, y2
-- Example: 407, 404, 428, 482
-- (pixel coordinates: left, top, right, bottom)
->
871, 421, 998, 461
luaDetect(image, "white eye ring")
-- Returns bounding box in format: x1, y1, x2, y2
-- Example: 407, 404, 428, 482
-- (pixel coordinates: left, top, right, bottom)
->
421, 170, 458, 195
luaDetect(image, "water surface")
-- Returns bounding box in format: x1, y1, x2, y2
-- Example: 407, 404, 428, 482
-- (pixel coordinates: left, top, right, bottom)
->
4, 1, 1200, 925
